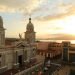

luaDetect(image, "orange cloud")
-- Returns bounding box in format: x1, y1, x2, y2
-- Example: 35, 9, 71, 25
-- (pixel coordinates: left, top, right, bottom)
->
37, 5, 75, 21
37, 33, 75, 40
0, 0, 45, 13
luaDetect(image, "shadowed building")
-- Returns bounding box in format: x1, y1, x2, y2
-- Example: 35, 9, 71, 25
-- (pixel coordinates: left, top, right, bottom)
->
0, 17, 37, 74
62, 41, 75, 62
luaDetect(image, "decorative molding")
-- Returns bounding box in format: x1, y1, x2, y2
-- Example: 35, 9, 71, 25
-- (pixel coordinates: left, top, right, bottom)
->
14, 63, 19, 65
0, 66, 7, 69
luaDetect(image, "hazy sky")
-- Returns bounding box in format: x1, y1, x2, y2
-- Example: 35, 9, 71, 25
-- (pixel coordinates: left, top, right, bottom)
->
0, 0, 75, 39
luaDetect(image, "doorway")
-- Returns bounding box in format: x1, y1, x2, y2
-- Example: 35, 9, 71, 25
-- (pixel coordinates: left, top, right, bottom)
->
18, 55, 23, 67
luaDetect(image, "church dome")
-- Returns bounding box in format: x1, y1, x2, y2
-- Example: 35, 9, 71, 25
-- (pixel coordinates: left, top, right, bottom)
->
0, 16, 3, 28
26, 18, 34, 32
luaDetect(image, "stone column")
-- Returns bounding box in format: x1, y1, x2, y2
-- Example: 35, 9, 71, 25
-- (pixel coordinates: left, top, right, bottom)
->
13, 51, 18, 68
1, 53, 5, 67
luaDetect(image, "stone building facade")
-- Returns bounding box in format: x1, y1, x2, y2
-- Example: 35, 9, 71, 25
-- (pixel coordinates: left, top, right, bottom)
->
0, 16, 5, 47
0, 16, 36, 73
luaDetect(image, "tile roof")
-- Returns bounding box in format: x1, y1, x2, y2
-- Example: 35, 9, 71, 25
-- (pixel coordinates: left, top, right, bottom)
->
37, 42, 49, 50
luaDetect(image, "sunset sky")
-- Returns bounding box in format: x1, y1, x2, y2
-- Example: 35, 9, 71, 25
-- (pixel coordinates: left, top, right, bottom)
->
0, 0, 75, 39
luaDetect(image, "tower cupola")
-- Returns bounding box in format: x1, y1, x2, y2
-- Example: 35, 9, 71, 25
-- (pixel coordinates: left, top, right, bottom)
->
25, 18, 36, 43
26, 18, 34, 32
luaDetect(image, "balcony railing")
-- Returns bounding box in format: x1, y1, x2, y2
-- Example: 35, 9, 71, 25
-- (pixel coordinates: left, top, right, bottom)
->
15, 62, 43, 75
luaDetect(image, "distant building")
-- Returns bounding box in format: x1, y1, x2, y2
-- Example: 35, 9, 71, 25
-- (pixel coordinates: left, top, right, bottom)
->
37, 41, 75, 62
62, 41, 75, 62
5, 38, 19, 46
62, 41, 70, 62
37, 42, 62, 58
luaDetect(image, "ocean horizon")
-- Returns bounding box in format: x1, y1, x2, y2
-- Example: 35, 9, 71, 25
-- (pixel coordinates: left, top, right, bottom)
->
38, 39, 75, 44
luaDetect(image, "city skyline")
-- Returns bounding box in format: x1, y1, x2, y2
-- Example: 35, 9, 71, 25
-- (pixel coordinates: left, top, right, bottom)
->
0, 0, 75, 40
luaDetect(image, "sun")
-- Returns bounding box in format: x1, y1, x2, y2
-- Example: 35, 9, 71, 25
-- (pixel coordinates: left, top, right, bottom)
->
64, 15, 75, 35
56, 15, 75, 35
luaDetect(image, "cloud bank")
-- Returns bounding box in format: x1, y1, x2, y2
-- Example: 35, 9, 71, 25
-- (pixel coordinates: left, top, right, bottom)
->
0, 0, 45, 13
0, 0, 75, 20
37, 33, 75, 40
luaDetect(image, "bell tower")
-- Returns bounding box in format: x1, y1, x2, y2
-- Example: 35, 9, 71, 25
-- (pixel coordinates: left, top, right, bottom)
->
0, 16, 5, 47
25, 18, 36, 43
